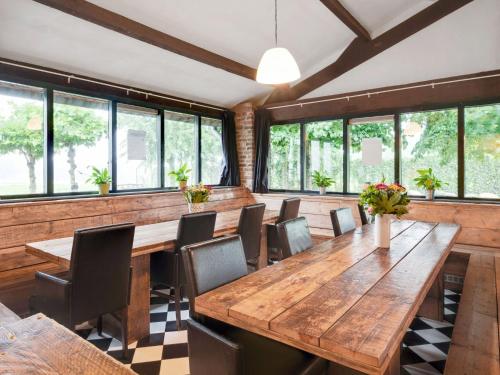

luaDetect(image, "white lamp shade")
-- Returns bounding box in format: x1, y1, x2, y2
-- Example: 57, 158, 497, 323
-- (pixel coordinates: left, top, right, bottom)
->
256, 47, 300, 85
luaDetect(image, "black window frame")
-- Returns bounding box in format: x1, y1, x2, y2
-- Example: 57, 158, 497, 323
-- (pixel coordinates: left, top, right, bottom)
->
0, 77, 224, 201
268, 100, 500, 203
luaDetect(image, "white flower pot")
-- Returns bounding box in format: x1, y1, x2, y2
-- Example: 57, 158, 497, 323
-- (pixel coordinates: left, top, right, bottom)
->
375, 214, 391, 248
425, 189, 435, 200
319, 186, 326, 195
188, 202, 205, 213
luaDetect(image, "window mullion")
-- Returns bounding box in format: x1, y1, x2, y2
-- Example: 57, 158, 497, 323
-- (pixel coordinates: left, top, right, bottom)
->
44, 88, 54, 195
342, 118, 349, 194
394, 113, 401, 184
300, 122, 305, 192
197, 115, 202, 183
159, 110, 165, 188
110, 100, 117, 192
457, 106, 465, 198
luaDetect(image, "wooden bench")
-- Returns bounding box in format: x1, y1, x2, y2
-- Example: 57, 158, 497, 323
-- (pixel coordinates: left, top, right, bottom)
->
444, 254, 500, 374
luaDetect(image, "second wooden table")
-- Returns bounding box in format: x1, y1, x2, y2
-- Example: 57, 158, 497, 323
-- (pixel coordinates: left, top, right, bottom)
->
26, 208, 278, 342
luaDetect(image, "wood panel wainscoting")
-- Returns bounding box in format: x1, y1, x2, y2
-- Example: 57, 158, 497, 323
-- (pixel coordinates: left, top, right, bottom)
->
0, 187, 253, 315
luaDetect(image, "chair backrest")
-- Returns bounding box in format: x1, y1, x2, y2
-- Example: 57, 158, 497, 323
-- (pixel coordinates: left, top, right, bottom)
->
276, 217, 313, 259
358, 204, 369, 225
69, 223, 135, 323
181, 235, 248, 315
330, 207, 356, 237
175, 211, 217, 252
277, 197, 301, 224
237, 203, 266, 262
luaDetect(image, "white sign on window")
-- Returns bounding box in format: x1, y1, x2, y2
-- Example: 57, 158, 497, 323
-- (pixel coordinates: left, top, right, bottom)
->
361, 138, 382, 166
127, 129, 147, 161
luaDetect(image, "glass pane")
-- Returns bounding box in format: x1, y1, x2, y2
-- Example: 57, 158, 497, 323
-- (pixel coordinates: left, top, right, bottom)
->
0, 81, 45, 195
305, 120, 343, 192
401, 109, 458, 197
117, 104, 159, 190
53, 92, 109, 193
464, 103, 500, 198
269, 124, 301, 190
164, 111, 197, 187
201, 117, 223, 185
348, 117, 394, 192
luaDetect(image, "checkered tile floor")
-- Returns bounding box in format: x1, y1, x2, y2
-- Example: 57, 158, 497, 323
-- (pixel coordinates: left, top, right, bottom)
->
77, 288, 460, 375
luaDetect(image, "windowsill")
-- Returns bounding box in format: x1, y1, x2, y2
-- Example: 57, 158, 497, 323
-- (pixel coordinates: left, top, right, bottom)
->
262, 190, 500, 205
0, 185, 236, 205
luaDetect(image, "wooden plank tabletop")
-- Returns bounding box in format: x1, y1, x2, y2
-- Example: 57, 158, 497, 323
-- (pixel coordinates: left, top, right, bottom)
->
195, 220, 461, 375
25, 208, 278, 267
0, 302, 20, 326
0, 313, 135, 374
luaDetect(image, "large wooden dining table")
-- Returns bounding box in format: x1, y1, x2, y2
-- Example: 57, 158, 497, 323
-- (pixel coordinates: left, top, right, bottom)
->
195, 220, 461, 375
25, 208, 278, 343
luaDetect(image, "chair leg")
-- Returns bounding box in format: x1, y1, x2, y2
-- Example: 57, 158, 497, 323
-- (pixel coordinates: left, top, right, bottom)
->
174, 285, 181, 330
97, 315, 103, 336
121, 308, 128, 358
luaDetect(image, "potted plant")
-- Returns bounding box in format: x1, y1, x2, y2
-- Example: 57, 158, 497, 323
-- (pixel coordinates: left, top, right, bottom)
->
311, 170, 334, 195
87, 167, 112, 195
359, 181, 410, 248
413, 168, 445, 200
168, 164, 191, 190
183, 184, 212, 213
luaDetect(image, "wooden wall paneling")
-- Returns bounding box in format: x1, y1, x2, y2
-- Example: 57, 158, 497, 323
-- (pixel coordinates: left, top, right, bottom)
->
252, 193, 500, 249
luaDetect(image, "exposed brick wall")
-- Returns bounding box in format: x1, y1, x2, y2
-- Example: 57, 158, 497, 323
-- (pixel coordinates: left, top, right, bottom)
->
233, 103, 255, 190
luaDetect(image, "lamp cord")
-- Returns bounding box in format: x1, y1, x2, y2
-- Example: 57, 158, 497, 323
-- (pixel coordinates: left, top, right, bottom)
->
275, 0, 278, 47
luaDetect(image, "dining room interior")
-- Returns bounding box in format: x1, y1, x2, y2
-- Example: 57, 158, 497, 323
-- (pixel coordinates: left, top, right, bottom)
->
0, 0, 499, 374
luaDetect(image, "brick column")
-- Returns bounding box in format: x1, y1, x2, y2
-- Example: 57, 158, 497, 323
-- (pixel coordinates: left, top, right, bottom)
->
233, 102, 255, 190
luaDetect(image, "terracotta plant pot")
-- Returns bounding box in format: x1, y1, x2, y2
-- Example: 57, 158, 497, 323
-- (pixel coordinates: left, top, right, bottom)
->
179, 180, 187, 190
425, 189, 435, 200
98, 183, 110, 195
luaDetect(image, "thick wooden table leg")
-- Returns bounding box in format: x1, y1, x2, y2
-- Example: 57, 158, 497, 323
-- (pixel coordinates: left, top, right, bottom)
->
258, 224, 268, 270
384, 345, 400, 375
127, 254, 150, 343
418, 269, 444, 321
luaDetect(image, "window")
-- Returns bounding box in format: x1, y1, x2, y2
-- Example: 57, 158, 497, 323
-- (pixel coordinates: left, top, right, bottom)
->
201, 117, 224, 185
164, 111, 197, 187
53, 92, 109, 193
348, 116, 394, 193
117, 104, 160, 190
0, 81, 45, 195
304, 120, 343, 192
269, 124, 301, 190
401, 109, 458, 196
464, 103, 500, 198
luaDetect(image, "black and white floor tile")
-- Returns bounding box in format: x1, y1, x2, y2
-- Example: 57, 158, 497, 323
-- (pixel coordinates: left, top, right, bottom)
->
77, 288, 461, 375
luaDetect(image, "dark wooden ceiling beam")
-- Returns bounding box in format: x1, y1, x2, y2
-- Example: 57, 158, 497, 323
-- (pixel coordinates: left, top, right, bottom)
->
33, 0, 257, 80
266, 0, 474, 104
320, 0, 371, 40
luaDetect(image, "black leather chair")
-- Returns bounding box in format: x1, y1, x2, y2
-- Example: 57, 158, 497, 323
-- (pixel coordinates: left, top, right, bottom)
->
30, 223, 135, 357
181, 235, 327, 375
276, 217, 314, 259
267, 197, 301, 262
330, 207, 357, 237
150, 211, 217, 329
358, 203, 369, 225
236, 203, 266, 271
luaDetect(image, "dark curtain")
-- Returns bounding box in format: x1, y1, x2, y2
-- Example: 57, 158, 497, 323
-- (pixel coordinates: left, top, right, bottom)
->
219, 110, 241, 186
252, 108, 271, 193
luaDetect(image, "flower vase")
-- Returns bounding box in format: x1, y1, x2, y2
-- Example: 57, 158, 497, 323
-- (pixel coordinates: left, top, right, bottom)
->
375, 214, 391, 248
188, 202, 205, 213
319, 186, 326, 195
425, 189, 435, 200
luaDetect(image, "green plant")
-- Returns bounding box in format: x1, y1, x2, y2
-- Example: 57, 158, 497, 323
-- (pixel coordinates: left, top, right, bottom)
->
311, 170, 334, 188
359, 182, 410, 218
87, 167, 111, 185
183, 184, 212, 203
413, 168, 445, 191
168, 164, 191, 182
